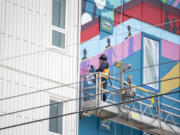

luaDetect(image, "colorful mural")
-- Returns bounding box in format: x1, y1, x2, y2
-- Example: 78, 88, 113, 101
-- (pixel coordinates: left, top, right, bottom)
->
81, 0, 180, 44
80, 0, 180, 134
79, 116, 143, 135
160, 0, 180, 8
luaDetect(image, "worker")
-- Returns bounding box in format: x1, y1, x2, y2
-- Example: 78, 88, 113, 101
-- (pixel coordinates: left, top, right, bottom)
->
96, 54, 110, 101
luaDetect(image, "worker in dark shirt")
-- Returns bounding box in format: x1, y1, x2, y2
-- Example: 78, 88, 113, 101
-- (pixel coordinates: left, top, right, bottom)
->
96, 54, 110, 101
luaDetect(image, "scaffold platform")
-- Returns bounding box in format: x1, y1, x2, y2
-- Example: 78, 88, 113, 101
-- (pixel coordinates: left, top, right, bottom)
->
80, 72, 180, 135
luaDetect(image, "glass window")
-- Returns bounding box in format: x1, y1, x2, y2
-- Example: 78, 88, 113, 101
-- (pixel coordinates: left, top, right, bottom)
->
49, 100, 63, 134
143, 36, 159, 89
52, 30, 65, 48
52, 0, 66, 49
52, 0, 66, 29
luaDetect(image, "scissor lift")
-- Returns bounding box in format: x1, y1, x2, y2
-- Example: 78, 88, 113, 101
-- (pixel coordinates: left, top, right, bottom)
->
80, 63, 180, 135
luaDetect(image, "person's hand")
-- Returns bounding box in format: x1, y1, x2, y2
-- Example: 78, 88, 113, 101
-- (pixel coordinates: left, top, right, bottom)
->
89, 65, 95, 72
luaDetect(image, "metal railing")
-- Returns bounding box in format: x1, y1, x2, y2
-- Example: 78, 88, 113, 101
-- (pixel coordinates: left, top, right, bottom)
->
80, 72, 180, 132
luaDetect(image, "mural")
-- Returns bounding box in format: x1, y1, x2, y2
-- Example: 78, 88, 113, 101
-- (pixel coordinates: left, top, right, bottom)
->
160, 0, 180, 8
81, 0, 180, 44
80, 0, 180, 134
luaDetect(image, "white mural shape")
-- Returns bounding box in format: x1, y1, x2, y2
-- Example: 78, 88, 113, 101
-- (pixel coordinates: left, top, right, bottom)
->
81, 13, 92, 25
95, 0, 106, 9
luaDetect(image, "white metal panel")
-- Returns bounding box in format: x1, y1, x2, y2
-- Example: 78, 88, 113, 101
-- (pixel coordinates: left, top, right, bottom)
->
28, 11, 32, 43
13, 0, 18, 5
1, 0, 6, 34
13, 4, 17, 38
28, 0, 33, 10
24, 0, 28, 8
24, 5, 28, 41
7, 36, 12, 62
0, 0, 80, 134
0, 0, 2, 34
0, 78, 3, 102
35, 0, 40, 13
20, 0, 25, 7
16, 4, 21, 39
9, 2, 13, 36
5, 1, 10, 35
41, 0, 47, 15
42, 15, 47, 47
38, 13, 42, 46
0, 35, 5, 60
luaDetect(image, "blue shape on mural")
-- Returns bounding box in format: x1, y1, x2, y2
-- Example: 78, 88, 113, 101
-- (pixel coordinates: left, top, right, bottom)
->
85, 0, 95, 15
79, 115, 143, 135
81, 59, 90, 73
105, 47, 117, 66
103, 37, 117, 66
159, 56, 178, 78
122, 50, 142, 86
100, 17, 114, 39
100, 17, 113, 34
128, 36, 134, 56
100, 0, 114, 39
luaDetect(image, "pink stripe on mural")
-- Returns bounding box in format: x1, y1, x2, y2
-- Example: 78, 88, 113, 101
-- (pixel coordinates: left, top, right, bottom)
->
113, 33, 141, 60
133, 33, 141, 51
80, 33, 142, 74
173, 0, 180, 7
162, 40, 180, 61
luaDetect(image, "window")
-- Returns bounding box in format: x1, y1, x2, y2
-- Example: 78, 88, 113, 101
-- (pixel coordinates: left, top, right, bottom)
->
143, 35, 160, 90
49, 100, 63, 134
52, 0, 66, 48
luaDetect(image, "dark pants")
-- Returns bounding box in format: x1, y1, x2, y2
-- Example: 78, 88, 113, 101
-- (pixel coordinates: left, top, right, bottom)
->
103, 93, 106, 102
101, 78, 107, 101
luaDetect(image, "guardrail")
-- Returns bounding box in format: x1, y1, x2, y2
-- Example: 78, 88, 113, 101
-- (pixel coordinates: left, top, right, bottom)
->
80, 72, 180, 128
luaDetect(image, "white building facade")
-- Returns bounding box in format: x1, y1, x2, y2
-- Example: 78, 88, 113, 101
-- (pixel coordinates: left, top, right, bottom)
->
0, 0, 81, 135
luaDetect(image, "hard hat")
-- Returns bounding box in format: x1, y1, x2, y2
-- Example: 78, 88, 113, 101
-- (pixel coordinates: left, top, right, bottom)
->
99, 54, 107, 61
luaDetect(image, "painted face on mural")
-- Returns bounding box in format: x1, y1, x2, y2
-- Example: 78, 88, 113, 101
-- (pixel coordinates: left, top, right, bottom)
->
82, 48, 88, 60
83, 49, 87, 56
127, 25, 131, 32
107, 38, 110, 45
106, 38, 111, 48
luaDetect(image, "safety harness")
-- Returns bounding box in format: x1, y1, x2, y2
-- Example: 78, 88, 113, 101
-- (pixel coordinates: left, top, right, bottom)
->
101, 68, 110, 94
101, 68, 110, 79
